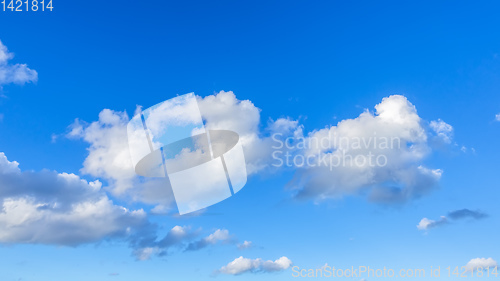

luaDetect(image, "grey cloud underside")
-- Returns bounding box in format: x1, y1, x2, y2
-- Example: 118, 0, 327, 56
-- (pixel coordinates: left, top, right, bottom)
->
448, 209, 488, 220
0, 153, 150, 246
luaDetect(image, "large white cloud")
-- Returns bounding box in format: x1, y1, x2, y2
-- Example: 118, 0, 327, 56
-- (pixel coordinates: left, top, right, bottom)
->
68, 91, 298, 212
0, 152, 147, 245
465, 258, 498, 272
217, 256, 292, 275
286, 95, 447, 203
0, 40, 38, 87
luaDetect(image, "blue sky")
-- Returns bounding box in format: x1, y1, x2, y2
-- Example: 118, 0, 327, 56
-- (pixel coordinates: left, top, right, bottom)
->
1, 1, 500, 280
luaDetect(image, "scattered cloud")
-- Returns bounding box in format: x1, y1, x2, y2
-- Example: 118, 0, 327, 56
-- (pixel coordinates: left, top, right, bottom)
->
130, 226, 240, 260
430, 119, 453, 144
217, 256, 292, 275
186, 229, 232, 251
417, 209, 488, 231
0, 40, 38, 88
417, 216, 448, 231
237, 240, 253, 250
495, 113, 500, 122
464, 258, 498, 272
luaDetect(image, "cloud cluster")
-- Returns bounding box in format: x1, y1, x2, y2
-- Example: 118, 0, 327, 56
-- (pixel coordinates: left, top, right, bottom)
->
464, 258, 498, 272
0, 40, 38, 88
217, 256, 292, 275
0, 152, 147, 245
417, 209, 488, 231
69, 92, 451, 210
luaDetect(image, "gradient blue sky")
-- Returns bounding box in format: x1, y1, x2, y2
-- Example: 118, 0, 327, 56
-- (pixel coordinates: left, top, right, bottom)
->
1, 1, 500, 280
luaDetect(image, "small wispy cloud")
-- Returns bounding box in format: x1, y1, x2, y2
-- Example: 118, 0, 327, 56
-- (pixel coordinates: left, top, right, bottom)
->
0, 40, 38, 88
417, 209, 488, 231
237, 240, 253, 250
417, 216, 448, 230
186, 229, 232, 251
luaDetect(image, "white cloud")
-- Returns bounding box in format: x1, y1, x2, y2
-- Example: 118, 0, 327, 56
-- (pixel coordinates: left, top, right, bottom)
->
0, 40, 38, 87
197, 91, 300, 174
430, 119, 453, 144
288, 95, 445, 203
133, 247, 156, 261
237, 240, 253, 250
417, 216, 447, 231
66, 109, 176, 210
67, 91, 298, 211
0, 152, 147, 245
186, 229, 232, 251
218, 256, 292, 275
495, 113, 500, 122
465, 258, 498, 272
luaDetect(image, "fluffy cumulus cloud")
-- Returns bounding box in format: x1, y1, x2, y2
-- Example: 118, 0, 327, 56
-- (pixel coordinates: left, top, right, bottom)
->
0, 40, 38, 87
67, 91, 299, 212
0, 152, 147, 245
286, 95, 446, 203
464, 258, 498, 272
217, 256, 292, 275
417, 209, 488, 231
66, 109, 176, 211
